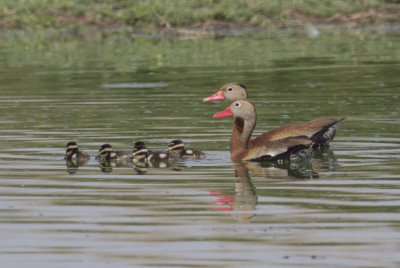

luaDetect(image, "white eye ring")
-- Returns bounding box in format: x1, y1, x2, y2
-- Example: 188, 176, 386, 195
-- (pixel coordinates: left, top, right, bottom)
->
234, 101, 241, 108
227, 87, 233, 92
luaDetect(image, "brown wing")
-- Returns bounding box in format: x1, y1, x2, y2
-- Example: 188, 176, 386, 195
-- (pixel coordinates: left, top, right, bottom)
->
251, 118, 344, 144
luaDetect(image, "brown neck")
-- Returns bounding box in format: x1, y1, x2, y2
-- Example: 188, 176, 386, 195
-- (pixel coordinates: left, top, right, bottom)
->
229, 116, 256, 157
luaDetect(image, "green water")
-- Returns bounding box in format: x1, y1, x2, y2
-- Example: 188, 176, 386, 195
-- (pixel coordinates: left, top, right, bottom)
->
0, 27, 400, 267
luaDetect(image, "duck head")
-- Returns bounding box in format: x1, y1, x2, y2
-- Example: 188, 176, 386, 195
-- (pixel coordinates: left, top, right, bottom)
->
132, 141, 148, 159
99, 143, 113, 156
203, 83, 248, 102
213, 99, 256, 120
65, 141, 78, 156
168, 139, 185, 151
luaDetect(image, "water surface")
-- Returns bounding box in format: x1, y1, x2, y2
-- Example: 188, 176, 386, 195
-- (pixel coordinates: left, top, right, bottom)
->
0, 28, 400, 267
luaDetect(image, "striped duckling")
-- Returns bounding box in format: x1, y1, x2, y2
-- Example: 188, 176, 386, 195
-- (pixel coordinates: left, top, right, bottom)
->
132, 141, 149, 163
132, 141, 174, 167
64, 141, 90, 163
97, 143, 129, 162
167, 139, 205, 159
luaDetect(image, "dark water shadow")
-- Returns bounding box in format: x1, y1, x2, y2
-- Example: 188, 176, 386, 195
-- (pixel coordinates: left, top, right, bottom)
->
245, 146, 340, 180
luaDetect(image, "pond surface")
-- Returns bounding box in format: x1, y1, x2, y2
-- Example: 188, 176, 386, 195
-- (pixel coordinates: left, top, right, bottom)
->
0, 27, 400, 267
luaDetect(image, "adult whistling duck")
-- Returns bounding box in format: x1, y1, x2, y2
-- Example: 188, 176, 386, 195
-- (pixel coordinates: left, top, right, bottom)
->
97, 144, 129, 162
64, 141, 90, 163
214, 99, 314, 162
167, 139, 205, 159
204, 82, 345, 146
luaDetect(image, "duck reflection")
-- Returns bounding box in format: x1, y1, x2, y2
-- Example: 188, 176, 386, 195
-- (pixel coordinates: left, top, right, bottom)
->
132, 160, 148, 174
65, 159, 87, 174
232, 163, 258, 223
98, 159, 131, 173
132, 159, 184, 174
209, 163, 258, 223
312, 146, 340, 173
210, 148, 339, 223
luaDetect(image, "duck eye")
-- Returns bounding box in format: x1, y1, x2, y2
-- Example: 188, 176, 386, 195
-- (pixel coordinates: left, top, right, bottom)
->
227, 87, 233, 92
234, 101, 241, 108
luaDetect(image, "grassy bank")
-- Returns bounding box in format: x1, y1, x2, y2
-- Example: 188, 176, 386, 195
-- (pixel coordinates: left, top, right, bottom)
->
1, 0, 400, 32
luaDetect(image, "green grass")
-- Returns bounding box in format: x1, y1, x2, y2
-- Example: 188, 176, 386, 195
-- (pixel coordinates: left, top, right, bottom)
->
1, 0, 399, 30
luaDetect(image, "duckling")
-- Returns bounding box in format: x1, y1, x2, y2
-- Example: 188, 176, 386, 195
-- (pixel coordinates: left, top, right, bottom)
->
167, 139, 205, 159
131, 142, 149, 174
64, 141, 90, 163
132, 141, 149, 163
132, 141, 175, 168
146, 149, 172, 162
97, 143, 129, 162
